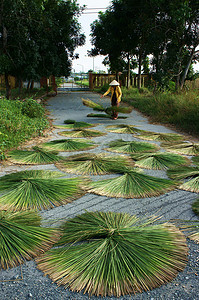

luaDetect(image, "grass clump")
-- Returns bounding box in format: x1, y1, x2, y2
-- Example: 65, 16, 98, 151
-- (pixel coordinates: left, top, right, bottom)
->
0, 98, 49, 159
123, 88, 199, 135
37, 211, 188, 297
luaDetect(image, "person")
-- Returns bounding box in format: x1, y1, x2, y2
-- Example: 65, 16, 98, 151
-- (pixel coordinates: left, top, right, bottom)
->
100, 80, 122, 120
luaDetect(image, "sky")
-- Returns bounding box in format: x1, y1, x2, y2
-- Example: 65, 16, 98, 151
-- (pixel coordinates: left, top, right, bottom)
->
72, 0, 112, 73
73, 0, 199, 74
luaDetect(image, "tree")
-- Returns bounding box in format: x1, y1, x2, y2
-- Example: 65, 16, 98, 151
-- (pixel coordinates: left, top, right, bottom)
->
90, 0, 199, 90
0, 0, 85, 98
147, 0, 199, 90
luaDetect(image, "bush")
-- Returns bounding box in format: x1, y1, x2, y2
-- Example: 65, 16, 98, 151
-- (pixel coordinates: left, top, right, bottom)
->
21, 98, 45, 118
0, 98, 49, 159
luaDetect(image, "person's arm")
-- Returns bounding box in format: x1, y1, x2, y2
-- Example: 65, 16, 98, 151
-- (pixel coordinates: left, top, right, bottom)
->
100, 87, 111, 98
118, 86, 122, 97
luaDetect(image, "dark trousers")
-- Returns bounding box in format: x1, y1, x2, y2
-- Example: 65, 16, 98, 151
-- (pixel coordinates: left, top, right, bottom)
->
111, 98, 119, 119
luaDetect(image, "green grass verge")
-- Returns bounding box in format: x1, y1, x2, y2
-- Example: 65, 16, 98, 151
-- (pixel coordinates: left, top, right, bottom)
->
122, 87, 199, 135
0, 98, 49, 159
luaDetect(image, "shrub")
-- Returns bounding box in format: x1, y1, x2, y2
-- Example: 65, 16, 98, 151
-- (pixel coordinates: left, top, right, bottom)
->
21, 98, 45, 118
0, 98, 49, 159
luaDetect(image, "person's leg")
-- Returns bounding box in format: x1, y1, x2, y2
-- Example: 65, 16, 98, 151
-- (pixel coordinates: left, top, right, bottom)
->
111, 100, 119, 119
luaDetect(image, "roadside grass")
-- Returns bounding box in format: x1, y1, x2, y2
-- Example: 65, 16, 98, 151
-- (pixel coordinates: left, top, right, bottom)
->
75, 79, 89, 87
122, 87, 199, 135
0, 87, 47, 100
0, 98, 49, 160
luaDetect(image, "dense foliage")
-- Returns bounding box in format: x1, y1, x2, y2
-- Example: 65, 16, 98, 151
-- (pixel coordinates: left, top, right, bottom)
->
0, 98, 49, 159
91, 0, 199, 90
0, 0, 85, 98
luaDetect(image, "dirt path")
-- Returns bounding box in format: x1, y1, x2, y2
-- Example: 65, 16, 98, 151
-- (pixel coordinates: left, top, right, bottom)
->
0, 91, 198, 300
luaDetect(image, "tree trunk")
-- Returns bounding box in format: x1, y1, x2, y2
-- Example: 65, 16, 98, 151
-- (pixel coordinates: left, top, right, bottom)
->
27, 80, 31, 89
18, 78, 22, 96
5, 73, 11, 99
127, 53, 131, 89
30, 80, 34, 90
180, 47, 196, 90
138, 49, 142, 90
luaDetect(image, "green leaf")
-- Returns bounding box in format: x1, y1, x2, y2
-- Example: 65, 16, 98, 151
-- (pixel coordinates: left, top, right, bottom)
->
37, 211, 188, 297
192, 156, 199, 165
7, 147, 62, 165
167, 166, 199, 180
0, 170, 86, 210
162, 142, 199, 155
167, 166, 199, 193
82, 98, 105, 111
106, 124, 141, 134
192, 198, 199, 216
131, 152, 190, 170
85, 168, 178, 198
106, 139, 159, 153
82, 98, 132, 115
40, 139, 97, 152
173, 219, 199, 244
55, 153, 133, 175
58, 129, 106, 138
55, 121, 96, 129
87, 113, 127, 119
137, 131, 184, 142
0, 210, 59, 269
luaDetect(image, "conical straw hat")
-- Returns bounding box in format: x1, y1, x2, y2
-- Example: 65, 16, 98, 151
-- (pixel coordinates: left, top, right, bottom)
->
109, 80, 120, 86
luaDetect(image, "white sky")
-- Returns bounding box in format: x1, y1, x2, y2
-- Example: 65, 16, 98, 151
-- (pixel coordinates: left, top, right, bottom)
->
72, 0, 112, 73
73, 0, 199, 74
